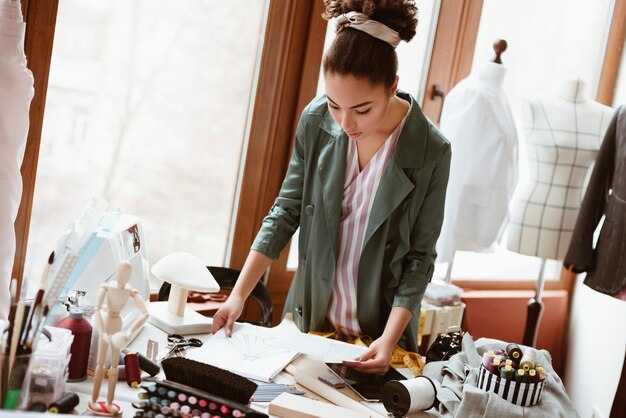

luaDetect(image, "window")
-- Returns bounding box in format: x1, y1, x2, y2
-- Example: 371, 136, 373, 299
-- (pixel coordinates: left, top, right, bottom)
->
23, 0, 268, 293
14, 0, 624, 311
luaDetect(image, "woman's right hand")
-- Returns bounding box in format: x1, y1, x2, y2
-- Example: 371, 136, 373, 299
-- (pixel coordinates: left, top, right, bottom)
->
211, 294, 245, 336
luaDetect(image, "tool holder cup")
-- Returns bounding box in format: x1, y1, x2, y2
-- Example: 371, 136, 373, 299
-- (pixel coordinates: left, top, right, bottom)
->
1, 330, 34, 411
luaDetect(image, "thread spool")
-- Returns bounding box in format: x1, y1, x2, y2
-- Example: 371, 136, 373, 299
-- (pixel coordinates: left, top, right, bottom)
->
56, 308, 92, 381
482, 353, 498, 374
124, 352, 142, 387
520, 347, 537, 371
482, 352, 494, 367
123, 348, 160, 377
27, 402, 48, 412
490, 356, 503, 374
48, 393, 79, 414
499, 364, 514, 380
505, 343, 523, 362
382, 377, 439, 417
527, 369, 539, 383
515, 368, 527, 383
536, 365, 546, 379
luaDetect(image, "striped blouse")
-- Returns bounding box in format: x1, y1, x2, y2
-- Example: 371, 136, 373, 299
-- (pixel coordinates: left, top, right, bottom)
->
326, 116, 407, 334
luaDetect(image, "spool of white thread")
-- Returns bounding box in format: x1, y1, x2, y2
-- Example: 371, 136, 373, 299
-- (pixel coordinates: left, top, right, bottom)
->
382, 376, 440, 417
520, 347, 538, 371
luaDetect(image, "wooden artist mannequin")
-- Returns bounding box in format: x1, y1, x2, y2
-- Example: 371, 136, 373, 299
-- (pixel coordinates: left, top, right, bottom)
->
89, 261, 149, 415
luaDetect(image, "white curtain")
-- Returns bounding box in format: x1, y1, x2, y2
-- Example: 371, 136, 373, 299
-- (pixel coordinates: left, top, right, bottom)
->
0, 0, 34, 319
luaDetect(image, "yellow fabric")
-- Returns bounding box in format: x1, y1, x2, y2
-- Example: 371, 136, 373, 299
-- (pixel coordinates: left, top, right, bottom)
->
418, 307, 426, 347
308, 327, 425, 377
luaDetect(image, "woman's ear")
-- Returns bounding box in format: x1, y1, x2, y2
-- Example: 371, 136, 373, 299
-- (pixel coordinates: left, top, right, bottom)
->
390, 76, 399, 95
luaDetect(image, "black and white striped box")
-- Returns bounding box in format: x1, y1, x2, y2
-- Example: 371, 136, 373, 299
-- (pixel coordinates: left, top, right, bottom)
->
476, 364, 545, 407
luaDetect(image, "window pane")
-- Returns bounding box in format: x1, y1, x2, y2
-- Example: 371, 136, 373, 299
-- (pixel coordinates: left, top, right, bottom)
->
437, 0, 614, 281
287, 0, 439, 270
24, 0, 268, 292
472, 0, 614, 115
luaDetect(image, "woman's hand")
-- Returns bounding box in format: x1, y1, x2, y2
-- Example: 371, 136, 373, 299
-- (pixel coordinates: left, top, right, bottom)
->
342, 336, 395, 375
210, 294, 245, 336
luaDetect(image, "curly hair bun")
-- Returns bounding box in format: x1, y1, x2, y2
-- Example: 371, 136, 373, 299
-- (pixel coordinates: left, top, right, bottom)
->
322, 0, 418, 42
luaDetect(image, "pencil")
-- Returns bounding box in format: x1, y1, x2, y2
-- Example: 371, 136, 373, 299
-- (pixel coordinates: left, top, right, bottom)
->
7, 301, 27, 378
5, 278, 18, 355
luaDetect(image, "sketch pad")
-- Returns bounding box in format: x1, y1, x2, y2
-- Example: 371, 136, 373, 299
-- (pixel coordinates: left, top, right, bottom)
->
186, 322, 299, 382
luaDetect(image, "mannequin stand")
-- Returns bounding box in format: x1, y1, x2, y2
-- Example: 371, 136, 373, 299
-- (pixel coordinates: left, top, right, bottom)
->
523, 259, 546, 347
444, 252, 455, 284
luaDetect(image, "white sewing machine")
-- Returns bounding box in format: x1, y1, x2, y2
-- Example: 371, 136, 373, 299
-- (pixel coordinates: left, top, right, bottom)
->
45, 197, 150, 329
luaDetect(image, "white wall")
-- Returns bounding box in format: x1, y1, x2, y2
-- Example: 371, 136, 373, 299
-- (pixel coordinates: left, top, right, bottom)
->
565, 277, 626, 417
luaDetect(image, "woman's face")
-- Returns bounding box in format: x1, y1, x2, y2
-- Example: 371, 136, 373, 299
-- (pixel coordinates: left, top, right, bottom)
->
324, 73, 395, 141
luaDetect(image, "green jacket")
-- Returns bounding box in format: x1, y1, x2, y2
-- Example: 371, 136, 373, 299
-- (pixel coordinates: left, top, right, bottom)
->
252, 91, 451, 351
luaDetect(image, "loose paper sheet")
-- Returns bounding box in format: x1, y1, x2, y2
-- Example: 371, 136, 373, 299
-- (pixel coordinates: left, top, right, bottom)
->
269, 332, 368, 363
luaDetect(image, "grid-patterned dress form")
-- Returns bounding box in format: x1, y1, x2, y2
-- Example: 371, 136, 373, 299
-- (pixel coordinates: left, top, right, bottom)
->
507, 93, 613, 260
326, 117, 406, 334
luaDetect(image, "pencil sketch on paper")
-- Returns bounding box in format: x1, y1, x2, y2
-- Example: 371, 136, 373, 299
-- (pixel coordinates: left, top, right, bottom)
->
186, 323, 299, 382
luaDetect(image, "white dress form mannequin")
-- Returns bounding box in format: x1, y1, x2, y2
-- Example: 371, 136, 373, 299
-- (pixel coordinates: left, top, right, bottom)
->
507, 77, 614, 259
437, 60, 518, 265
89, 261, 149, 415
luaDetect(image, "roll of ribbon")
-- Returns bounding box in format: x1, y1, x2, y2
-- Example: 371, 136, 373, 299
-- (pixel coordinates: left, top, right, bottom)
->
382, 376, 440, 417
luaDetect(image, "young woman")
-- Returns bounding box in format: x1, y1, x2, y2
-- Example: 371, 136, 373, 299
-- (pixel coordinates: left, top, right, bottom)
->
212, 0, 451, 374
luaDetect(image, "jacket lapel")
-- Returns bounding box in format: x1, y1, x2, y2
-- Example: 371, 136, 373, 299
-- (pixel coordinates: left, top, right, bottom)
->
363, 163, 414, 245
319, 114, 348, 263
363, 92, 431, 246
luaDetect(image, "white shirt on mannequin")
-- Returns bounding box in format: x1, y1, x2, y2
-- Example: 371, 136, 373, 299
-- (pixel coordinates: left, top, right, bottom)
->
437, 61, 519, 263
507, 77, 614, 260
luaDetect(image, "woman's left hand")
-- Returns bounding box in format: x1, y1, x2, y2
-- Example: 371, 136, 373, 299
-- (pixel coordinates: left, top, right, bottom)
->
343, 337, 394, 375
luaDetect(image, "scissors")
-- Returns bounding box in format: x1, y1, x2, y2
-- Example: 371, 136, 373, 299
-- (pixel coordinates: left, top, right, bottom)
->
157, 334, 203, 362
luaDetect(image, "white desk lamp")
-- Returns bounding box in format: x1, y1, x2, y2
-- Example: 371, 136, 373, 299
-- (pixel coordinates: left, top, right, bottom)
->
148, 252, 220, 335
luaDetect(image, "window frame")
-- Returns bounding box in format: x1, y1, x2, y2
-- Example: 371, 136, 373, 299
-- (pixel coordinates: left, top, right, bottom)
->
12, 0, 626, 312
13, 0, 59, 295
